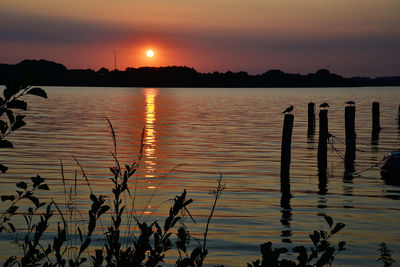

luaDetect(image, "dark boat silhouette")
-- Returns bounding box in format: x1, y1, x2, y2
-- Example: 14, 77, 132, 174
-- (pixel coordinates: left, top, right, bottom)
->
381, 151, 400, 178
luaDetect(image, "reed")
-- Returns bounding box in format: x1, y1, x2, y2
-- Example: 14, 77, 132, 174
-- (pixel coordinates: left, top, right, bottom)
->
0, 116, 224, 267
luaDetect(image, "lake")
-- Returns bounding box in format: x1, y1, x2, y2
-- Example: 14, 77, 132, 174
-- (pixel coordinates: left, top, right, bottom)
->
1, 86, 400, 266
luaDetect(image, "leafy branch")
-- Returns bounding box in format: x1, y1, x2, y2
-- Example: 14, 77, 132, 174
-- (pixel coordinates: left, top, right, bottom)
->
0, 82, 47, 173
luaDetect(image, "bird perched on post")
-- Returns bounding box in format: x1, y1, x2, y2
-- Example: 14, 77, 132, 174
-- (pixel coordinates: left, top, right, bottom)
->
282, 105, 294, 114
345, 101, 355, 106
320, 103, 329, 109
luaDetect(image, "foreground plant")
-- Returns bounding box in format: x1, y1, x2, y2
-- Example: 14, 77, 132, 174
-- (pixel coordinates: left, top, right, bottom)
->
0, 117, 224, 266
377, 243, 396, 267
1, 177, 219, 266
176, 175, 225, 267
248, 215, 346, 267
0, 82, 47, 173
1, 176, 109, 267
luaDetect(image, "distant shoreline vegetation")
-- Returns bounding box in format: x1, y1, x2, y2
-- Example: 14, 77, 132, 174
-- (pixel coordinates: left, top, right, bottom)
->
1, 59, 400, 87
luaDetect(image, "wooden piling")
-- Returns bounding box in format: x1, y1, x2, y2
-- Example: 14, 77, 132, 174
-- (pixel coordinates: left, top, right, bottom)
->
398, 104, 400, 128
308, 102, 315, 135
318, 171, 328, 195
371, 130, 379, 146
280, 192, 292, 243
318, 109, 328, 173
280, 113, 293, 243
280, 114, 294, 180
345, 106, 356, 172
372, 102, 381, 132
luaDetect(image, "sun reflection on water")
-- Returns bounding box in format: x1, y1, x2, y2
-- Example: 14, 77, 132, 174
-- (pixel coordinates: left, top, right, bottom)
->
143, 88, 158, 187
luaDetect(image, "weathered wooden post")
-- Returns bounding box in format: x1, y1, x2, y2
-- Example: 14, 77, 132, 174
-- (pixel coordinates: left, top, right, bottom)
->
372, 102, 381, 132
371, 102, 380, 145
318, 109, 328, 174
280, 113, 294, 181
318, 171, 328, 195
280, 113, 293, 243
371, 130, 379, 146
280, 191, 292, 243
398, 104, 400, 128
308, 102, 315, 135
345, 105, 356, 172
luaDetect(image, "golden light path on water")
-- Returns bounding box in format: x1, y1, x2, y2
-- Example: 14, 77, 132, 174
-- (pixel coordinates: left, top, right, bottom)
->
144, 88, 158, 193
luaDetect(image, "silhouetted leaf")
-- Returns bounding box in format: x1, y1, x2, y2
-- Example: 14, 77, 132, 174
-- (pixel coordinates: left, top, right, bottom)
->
90, 194, 97, 203
7, 205, 18, 215
31, 175, 45, 188
184, 199, 193, 207
3, 87, 15, 101
0, 140, 13, 148
332, 222, 345, 235
97, 205, 110, 218
27, 87, 47, 98
78, 227, 83, 243
7, 100, 27, 111
88, 218, 96, 235
177, 227, 188, 252
310, 231, 320, 247
16, 181, 28, 190
38, 184, 49, 190
320, 230, 327, 239
0, 120, 7, 135
27, 195, 40, 208
190, 247, 202, 263
163, 232, 172, 242
164, 216, 173, 232
324, 215, 333, 228
23, 214, 29, 226
5, 110, 14, 124
1, 195, 15, 201
0, 163, 8, 173
277, 247, 288, 254
155, 222, 162, 236
317, 247, 335, 267
109, 167, 117, 175
7, 223, 15, 233
3, 256, 17, 267
80, 237, 91, 255
171, 216, 181, 228
11, 115, 26, 131
309, 247, 318, 262
293, 246, 308, 265
338, 241, 346, 251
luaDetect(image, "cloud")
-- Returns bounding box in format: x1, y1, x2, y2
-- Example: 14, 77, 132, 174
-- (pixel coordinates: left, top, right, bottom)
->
0, 9, 136, 44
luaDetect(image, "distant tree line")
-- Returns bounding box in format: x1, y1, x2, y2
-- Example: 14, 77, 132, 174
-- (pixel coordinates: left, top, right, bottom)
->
1, 59, 399, 87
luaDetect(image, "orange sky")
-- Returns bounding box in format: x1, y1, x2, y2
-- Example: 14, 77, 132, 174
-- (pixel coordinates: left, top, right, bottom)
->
1, 0, 399, 76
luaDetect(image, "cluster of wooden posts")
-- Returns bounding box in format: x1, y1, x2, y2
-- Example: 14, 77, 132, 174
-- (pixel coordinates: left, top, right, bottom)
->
280, 102, 400, 181
278, 103, 399, 242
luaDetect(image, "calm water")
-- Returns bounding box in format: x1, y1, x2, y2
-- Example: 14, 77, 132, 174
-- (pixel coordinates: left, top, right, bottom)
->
1, 86, 400, 266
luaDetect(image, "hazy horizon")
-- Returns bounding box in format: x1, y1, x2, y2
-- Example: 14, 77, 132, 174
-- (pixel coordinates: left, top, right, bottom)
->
1, 0, 399, 77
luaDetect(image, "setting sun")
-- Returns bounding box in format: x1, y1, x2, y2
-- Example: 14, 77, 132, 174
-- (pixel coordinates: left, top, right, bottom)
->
146, 50, 154, 58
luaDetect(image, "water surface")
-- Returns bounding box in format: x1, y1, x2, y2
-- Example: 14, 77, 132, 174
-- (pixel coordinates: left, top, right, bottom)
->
1, 86, 400, 266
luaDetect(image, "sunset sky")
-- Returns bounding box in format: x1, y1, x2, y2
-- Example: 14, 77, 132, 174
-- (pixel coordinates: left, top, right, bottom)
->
1, 0, 399, 77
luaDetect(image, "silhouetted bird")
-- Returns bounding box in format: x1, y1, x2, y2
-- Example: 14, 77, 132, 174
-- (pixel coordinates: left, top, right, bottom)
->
282, 105, 294, 114
345, 101, 355, 106
320, 103, 329, 109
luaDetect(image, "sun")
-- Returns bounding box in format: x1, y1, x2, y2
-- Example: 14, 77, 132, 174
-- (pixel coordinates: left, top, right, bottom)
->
146, 50, 154, 58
